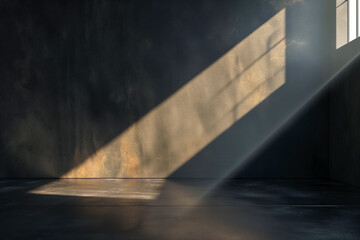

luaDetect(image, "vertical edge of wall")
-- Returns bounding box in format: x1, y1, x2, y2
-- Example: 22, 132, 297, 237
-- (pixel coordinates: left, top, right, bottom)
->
328, 0, 360, 187
329, 55, 360, 187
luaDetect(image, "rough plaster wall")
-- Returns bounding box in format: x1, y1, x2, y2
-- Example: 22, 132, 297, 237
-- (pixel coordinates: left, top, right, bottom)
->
0, 0, 332, 178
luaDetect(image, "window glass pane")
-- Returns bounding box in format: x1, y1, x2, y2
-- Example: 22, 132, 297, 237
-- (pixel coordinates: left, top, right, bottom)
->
349, 0, 357, 41
337, 0, 348, 48
357, 0, 360, 37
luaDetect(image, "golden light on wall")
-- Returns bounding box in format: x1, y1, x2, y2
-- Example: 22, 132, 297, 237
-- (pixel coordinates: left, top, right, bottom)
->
63, 9, 287, 178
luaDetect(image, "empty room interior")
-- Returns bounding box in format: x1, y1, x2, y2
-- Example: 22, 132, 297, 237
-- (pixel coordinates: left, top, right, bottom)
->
1, 0, 360, 239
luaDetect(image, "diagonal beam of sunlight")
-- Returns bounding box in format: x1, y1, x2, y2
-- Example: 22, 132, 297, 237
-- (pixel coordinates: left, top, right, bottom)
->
62, 9, 286, 178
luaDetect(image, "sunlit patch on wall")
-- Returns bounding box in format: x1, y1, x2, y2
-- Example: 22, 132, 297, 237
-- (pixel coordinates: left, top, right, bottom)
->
61, 8, 287, 178
337, 0, 360, 49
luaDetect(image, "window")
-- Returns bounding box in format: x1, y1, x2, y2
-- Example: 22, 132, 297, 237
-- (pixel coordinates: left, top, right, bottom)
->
337, 0, 360, 48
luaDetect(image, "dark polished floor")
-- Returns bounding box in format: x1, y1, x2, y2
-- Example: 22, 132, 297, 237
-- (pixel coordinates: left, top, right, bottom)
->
1, 179, 360, 240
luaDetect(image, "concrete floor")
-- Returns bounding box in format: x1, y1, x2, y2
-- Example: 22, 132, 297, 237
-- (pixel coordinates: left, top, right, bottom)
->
1, 179, 360, 240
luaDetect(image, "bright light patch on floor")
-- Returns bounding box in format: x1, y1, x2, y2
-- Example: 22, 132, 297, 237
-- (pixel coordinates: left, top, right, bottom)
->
29, 179, 165, 200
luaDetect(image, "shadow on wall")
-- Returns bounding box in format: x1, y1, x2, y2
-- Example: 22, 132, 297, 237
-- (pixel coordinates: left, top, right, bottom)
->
0, 0, 331, 178
329, 54, 360, 186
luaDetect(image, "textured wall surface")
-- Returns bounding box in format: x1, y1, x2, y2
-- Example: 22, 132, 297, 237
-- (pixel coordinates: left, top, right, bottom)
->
328, 0, 360, 187
329, 56, 360, 186
233, 93, 329, 179
0, 0, 333, 178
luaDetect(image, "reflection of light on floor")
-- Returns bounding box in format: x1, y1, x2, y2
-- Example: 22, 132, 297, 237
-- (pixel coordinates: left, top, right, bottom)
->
27, 179, 299, 240
29, 179, 165, 200
17, 179, 360, 239
62, 8, 286, 178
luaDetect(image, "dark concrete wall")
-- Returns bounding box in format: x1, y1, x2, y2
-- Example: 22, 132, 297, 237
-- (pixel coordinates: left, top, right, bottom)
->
327, 1, 360, 187
234, 93, 329, 179
329, 55, 360, 186
0, 0, 333, 178
171, 91, 330, 179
